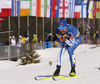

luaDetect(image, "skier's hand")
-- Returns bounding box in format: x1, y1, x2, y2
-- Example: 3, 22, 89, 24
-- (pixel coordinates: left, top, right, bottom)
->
63, 34, 70, 40
56, 34, 70, 42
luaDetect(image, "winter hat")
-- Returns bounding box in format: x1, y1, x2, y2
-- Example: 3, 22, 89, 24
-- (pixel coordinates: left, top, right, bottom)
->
58, 19, 67, 28
12, 35, 15, 38
19, 35, 22, 38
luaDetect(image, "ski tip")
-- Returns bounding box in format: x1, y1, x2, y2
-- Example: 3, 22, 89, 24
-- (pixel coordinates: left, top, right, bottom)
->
52, 78, 56, 81
52, 77, 57, 81
34, 77, 38, 80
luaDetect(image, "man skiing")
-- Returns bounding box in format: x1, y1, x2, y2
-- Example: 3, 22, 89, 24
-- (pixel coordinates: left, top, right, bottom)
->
53, 19, 82, 76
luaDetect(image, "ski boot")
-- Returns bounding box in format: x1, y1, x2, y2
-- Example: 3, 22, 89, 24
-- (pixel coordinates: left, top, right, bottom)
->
53, 65, 61, 76
69, 65, 76, 76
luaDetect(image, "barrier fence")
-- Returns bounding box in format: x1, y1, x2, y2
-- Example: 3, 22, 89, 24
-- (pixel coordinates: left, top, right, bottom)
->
0, 39, 100, 61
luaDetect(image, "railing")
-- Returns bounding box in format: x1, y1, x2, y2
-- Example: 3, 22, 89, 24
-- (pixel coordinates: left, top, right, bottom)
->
0, 39, 100, 60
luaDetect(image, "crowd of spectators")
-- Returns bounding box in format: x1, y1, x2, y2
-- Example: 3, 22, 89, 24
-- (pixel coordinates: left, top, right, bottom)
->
5, 34, 30, 47
0, 31, 100, 49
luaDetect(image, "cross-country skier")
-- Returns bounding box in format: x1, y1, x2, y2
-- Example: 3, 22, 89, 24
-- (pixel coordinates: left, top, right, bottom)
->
53, 19, 82, 76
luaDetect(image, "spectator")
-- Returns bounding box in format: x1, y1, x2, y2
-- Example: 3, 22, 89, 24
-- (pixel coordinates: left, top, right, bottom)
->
40, 40, 43, 49
17, 35, 23, 47
22, 36, 26, 44
25, 36, 29, 44
11, 35, 16, 46
19, 35, 23, 43
96, 31, 99, 38
93, 31, 99, 39
46, 33, 52, 42
32, 34, 38, 43
5, 36, 11, 45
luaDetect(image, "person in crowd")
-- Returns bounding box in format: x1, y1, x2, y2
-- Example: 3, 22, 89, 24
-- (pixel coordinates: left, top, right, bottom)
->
32, 34, 38, 43
22, 36, 26, 44
5, 36, 11, 45
17, 35, 23, 47
19, 35, 23, 43
11, 35, 16, 46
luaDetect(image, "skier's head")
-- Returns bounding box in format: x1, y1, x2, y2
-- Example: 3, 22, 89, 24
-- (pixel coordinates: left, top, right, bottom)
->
58, 19, 67, 34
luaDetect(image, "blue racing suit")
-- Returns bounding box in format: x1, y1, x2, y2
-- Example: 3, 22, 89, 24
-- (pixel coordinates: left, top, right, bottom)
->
55, 24, 82, 66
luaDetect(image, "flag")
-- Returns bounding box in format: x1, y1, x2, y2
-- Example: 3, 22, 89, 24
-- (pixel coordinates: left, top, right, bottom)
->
36, 0, 45, 17
0, 16, 5, 23
50, 0, 53, 17
52, 0, 60, 17
29, 0, 51, 17
29, 0, 37, 16
44, 0, 47, 17
68, 0, 75, 18
74, 0, 83, 18
44, 0, 51, 17
94, 1, 100, 18
0, 0, 11, 17
11, 0, 21, 16
88, 1, 94, 19
29, 0, 45, 17
59, 0, 69, 18
81, 0, 87, 18
20, 0, 30, 16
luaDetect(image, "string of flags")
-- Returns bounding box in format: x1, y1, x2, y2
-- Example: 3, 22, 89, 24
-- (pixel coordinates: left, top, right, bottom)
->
0, 0, 100, 19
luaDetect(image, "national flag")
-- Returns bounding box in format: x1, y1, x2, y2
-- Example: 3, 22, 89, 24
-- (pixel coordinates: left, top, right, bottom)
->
29, 0, 37, 16
59, 0, 69, 18
0, 0, 11, 17
50, 0, 53, 17
52, 0, 60, 18
36, 0, 45, 17
20, 0, 30, 16
88, 1, 94, 19
81, 0, 87, 18
0, 16, 5, 23
94, 1, 100, 18
29, 0, 51, 17
74, 0, 83, 18
68, 0, 75, 18
44, 0, 51, 17
11, 0, 21, 16
44, 0, 47, 17
29, 0, 45, 17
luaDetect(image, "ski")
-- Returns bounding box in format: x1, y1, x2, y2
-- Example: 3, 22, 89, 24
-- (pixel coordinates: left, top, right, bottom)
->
34, 75, 65, 81
52, 75, 84, 81
95, 67, 100, 70
34, 76, 52, 81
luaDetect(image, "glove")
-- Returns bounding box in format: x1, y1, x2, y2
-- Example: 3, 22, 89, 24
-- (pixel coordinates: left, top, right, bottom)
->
56, 34, 70, 41
63, 34, 70, 40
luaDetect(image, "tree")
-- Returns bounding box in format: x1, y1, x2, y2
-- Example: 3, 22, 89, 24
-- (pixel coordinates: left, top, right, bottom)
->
20, 44, 41, 65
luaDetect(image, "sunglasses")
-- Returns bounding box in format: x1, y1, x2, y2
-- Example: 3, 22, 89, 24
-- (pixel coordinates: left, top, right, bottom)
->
58, 27, 65, 30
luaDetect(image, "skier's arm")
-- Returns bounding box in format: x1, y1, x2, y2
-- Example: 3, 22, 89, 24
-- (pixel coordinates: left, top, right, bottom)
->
64, 36, 75, 47
65, 38, 75, 47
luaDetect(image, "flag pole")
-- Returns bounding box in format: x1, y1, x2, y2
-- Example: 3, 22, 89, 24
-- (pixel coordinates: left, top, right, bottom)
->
27, 15, 30, 45
8, 16, 11, 60
71, 18, 73, 25
77, 18, 78, 29
98, 19, 100, 44
36, 16, 38, 42
18, 16, 20, 39
8, 16, 11, 45
93, 18, 95, 35
83, 18, 84, 44
51, 17, 53, 47
43, 17, 44, 45
87, 0, 90, 44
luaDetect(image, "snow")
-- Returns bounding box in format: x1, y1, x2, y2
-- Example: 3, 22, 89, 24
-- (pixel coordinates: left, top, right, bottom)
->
0, 44, 100, 84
